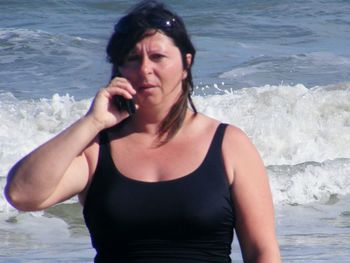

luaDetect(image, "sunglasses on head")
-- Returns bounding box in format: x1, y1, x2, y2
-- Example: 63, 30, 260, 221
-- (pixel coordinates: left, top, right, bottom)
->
114, 15, 177, 34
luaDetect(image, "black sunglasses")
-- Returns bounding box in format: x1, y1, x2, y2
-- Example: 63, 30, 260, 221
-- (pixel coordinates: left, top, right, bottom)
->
114, 15, 177, 34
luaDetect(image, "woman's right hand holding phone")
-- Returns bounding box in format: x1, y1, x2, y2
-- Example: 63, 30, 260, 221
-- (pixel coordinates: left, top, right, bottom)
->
87, 76, 137, 132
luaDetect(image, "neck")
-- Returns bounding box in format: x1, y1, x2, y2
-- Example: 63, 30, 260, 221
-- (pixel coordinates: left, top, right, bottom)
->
130, 103, 168, 133
129, 107, 194, 137
130, 89, 182, 134
118, 108, 195, 149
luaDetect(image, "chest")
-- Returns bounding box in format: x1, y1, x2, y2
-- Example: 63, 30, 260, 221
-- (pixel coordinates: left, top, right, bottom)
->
109, 133, 212, 182
104, 175, 233, 239
82, 123, 235, 253
85, 142, 234, 241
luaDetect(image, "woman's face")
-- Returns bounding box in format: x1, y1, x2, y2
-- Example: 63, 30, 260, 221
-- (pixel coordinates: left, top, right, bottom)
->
119, 31, 191, 108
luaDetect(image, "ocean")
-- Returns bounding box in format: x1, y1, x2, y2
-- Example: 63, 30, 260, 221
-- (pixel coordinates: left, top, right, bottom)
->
1, 0, 350, 262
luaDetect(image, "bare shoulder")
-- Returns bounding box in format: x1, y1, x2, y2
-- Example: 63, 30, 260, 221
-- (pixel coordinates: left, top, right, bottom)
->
223, 124, 253, 147
187, 114, 256, 155
223, 124, 261, 159
222, 124, 264, 184
186, 112, 220, 134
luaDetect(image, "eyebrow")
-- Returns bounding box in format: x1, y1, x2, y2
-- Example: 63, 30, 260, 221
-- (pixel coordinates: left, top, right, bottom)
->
128, 46, 168, 55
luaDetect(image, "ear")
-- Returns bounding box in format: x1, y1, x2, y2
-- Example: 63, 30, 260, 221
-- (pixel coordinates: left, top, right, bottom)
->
182, 53, 192, 80
185, 53, 192, 68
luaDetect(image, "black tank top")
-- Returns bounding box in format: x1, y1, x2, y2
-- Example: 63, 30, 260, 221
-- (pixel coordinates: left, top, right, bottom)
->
83, 123, 235, 262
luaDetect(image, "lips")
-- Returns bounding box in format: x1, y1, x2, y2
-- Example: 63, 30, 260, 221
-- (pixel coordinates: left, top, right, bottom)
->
137, 83, 157, 90
139, 85, 154, 89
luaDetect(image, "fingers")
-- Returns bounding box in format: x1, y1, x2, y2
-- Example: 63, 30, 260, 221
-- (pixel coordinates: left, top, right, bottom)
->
107, 77, 136, 99
89, 77, 137, 117
85, 86, 132, 130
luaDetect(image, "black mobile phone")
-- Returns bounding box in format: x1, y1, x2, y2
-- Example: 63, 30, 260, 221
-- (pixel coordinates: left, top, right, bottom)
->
113, 96, 136, 115
111, 72, 136, 115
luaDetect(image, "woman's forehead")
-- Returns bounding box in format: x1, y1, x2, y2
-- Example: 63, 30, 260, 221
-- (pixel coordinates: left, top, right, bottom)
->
130, 31, 177, 52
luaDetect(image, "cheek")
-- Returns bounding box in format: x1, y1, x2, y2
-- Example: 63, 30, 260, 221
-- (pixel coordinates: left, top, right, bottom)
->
119, 68, 138, 83
161, 60, 185, 79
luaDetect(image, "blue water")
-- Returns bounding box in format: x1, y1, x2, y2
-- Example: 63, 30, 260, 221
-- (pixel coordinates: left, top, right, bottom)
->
1, 0, 350, 262
1, 0, 350, 99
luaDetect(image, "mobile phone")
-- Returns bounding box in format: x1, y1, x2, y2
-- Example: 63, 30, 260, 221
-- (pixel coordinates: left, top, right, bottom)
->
111, 71, 136, 115
113, 96, 136, 115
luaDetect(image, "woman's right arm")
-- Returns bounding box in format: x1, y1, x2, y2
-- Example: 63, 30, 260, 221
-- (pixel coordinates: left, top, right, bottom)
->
4, 78, 136, 211
5, 115, 103, 211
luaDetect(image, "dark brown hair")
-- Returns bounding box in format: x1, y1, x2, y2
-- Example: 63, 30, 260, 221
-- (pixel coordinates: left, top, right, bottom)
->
106, 0, 197, 143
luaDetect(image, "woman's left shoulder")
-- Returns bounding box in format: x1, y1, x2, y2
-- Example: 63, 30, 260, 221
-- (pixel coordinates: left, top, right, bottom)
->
188, 114, 255, 150
186, 113, 219, 133
222, 123, 255, 150
221, 123, 263, 174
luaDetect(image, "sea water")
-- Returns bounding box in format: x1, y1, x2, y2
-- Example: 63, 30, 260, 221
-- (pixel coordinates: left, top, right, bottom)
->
1, 0, 350, 262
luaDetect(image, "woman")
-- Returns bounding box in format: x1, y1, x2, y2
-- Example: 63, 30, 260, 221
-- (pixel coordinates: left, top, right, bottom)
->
5, 1, 280, 262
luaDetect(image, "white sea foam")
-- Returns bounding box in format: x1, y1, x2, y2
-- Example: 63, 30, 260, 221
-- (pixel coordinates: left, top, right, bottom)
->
1, 82, 350, 211
195, 83, 350, 165
269, 158, 350, 205
0, 93, 91, 183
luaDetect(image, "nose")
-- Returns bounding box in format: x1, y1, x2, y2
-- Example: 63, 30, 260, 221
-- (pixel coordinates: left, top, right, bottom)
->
139, 55, 153, 76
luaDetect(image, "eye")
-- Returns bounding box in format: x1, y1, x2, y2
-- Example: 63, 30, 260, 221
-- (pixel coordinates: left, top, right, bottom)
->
125, 54, 140, 62
150, 53, 165, 61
